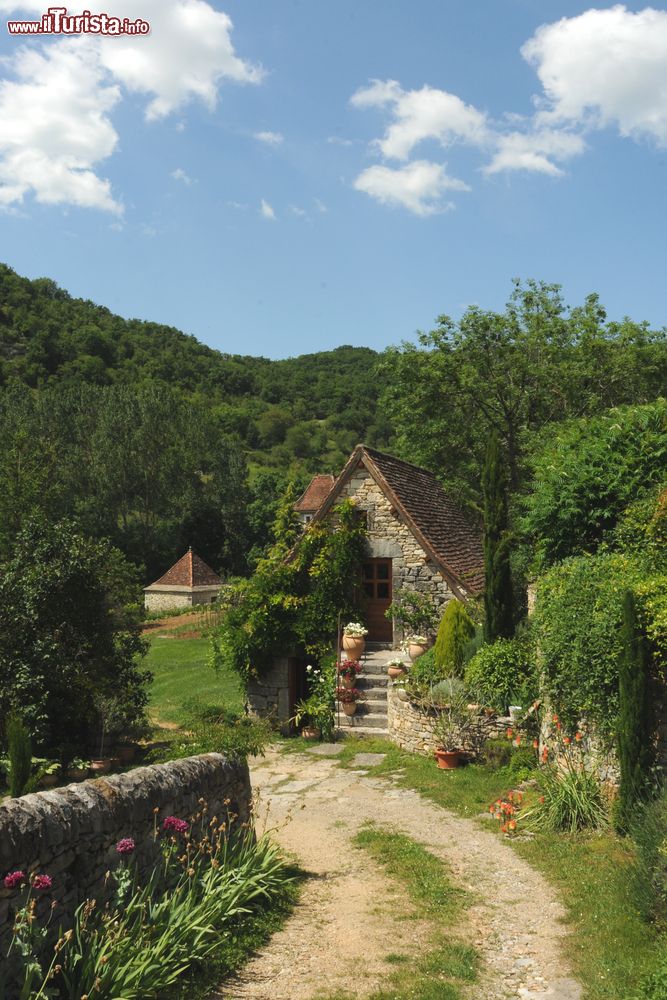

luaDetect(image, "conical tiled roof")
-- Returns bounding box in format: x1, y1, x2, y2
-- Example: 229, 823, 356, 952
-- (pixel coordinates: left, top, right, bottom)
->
148, 549, 221, 589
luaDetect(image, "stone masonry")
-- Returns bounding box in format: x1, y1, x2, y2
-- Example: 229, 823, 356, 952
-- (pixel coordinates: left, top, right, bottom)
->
387, 684, 508, 756
0, 754, 252, 949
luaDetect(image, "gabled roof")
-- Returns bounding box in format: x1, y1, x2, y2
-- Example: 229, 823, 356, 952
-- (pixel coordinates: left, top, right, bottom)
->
311, 445, 484, 597
294, 474, 335, 513
147, 549, 222, 589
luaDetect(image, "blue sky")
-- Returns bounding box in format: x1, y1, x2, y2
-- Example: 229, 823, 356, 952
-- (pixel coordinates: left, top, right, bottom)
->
1, 0, 666, 358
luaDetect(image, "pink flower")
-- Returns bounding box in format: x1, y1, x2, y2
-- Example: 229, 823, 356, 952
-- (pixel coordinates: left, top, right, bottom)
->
3, 870, 26, 890
31, 874, 53, 891
163, 816, 189, 835
115, 838, 136, 856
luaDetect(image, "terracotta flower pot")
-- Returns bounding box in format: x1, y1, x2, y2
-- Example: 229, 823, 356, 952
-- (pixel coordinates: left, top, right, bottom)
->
434, 749, 462, 770
66, 767, 89, 782
387, 665, 406, 680
342, 635, 365, 658
301, 726, 321, 740
38, 774, 58, 789
340, 674, 356, 689
90, 758, 113, 775
409, 642, 428, 661
115, 744, 137, 765
342, 701, 358, 716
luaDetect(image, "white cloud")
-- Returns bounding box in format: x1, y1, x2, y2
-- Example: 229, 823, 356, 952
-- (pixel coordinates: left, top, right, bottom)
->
171, 167, 194, 185
351, 79, 488, 160
0, 39, 122, 212
288, 204, 307, 218
522, 5, 667, 145
314, 197, 327, 213
327, 136, 354, 147
485, 129, 585, 176
254, 130, 284, 146
260, 198, 276, 220
0, 1, 261, 211
353, 160, 469, 216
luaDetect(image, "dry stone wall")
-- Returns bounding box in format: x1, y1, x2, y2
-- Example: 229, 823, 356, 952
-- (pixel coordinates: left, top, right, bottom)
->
387, 684, 508, 756
0, 754, 252, 948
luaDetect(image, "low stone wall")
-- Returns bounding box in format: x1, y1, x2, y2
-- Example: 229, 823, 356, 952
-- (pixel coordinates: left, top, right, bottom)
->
387, 685, 508, 756
247, 657, 291, 724
0, 754, 251, 948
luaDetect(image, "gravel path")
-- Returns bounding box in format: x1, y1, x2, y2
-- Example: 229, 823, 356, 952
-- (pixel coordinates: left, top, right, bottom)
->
217, 746, 582, 1000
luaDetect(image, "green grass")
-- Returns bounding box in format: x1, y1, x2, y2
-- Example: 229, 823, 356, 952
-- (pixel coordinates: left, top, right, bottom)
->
312, 826, 478, 1000
146, 637, 243, 727
332, 736, 664, 1000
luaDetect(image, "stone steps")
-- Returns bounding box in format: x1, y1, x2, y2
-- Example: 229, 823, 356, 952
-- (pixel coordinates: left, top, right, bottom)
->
337, 645, 408, 738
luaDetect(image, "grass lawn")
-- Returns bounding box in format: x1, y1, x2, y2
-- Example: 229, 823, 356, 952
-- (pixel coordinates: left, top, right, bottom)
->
146, 637, 243, 727
324, 735, 665, 1000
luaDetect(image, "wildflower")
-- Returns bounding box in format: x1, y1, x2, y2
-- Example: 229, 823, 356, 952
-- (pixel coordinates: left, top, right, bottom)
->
3, 870, 26, 890
32, 874, 53, 891
306, 664, 313, 672
500, 824, 508, 833
514, 736, 521, 746
163, 816, 189, 835
506, 727, 513, 739
539, 796, 545, 804
508, 820, 517, 831
552, 714, 559, 724
115, 837, 135, 856
563, 736, 571, 745
575, 732, 583, 742
532, 740, 539, 749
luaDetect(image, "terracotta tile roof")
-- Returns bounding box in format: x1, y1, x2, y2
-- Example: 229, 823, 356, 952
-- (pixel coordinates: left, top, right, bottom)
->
294, 474, 335, 512
314, 445, 485, 596
149, 549, 222, 589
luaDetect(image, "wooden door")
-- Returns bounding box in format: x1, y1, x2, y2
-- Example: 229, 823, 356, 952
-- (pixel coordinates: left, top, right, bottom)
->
362, 559, 393, 641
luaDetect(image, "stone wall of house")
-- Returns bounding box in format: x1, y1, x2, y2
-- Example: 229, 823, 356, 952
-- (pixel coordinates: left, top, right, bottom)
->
387, 684, 508, 756
144, 588, 219, 612
338, 470, 463, 641
247, 657, 291, 725
0, 754, 251, 949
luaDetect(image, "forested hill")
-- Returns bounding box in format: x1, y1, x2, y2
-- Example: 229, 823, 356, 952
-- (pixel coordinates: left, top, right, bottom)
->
0, 263, 393, 476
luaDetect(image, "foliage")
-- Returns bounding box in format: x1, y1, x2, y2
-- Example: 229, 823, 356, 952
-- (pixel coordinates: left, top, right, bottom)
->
431, 691, 478, 752
429, 677, 466, 706
147, 704, 272, 764
534, 552, 667, 740
634, 954, 667, 1000
291, 660, 337, 740
433, 599, 475, 677
1, 810, 293, 1000
213, 499, 366, 686
482, 434, 514, 641
524, 733, 608, 834
464, 637, 537, 714
630, 789, 667, 928
405, 647, 443, 694
617, 591, 653, 834
6, 714, 32, 798
379, 279, 666, 512
385, 589, 439, 637
522, 400, 667, 570
0, 518, 150, 759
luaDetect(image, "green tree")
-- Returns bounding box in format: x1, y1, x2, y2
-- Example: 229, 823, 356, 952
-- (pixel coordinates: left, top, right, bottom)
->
0, 519, 150, 758
616, 591, 652, 833
433, 599, 475, 677
6, 714, 32, 798
483, 435, 513, 641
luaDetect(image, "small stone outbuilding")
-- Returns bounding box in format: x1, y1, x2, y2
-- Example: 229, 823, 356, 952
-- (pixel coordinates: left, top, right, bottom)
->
294, 474, 335, 525
144, 548, 222, 612
249, 444, 484, 723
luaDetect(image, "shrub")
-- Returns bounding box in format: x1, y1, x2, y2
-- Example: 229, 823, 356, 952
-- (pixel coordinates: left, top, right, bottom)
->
147, 704, 273, 764
385, 590, 439, 638
631, 789, 667, 926
483, 737, 513, 769
508, 746, 538, 782
464, 638, 536, 714
616, 590, 653, 833
6, 714, 32, 798
526, 766, 607, 834
433, 599, 475, 677
429, 677, 466, 706
405, 647, 444, 696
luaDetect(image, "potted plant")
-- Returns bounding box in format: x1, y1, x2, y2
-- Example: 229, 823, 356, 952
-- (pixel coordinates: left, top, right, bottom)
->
337, 659, 362, 688
36, 760, 61, 789
290, 662, 336, 741
387, 657, 407, 680
407, 634, 430, 661
66, 758, 91, 782
385, 590, 439, 645
342, 622, 368, 659
337, 686, 362, 717
431, 691, 477, 769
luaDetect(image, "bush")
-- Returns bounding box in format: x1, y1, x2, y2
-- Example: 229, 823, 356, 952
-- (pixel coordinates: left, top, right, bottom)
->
617, 590, 653, 833
464, 638, 536, 714
433, 599, 475, 677
429, 677, 466, 706
147, 704, 273, 764
6, 714, 32, 798
483, 737, 513, 769
534, 552, 667, 739
508, 746, 538, 782
526, 766, 608, 834
631, 789, 667, 926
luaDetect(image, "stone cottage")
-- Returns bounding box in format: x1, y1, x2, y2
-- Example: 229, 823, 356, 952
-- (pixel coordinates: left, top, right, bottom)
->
144, 547, 222, 612
247, 444, 484, 724
294, 474, 335, 525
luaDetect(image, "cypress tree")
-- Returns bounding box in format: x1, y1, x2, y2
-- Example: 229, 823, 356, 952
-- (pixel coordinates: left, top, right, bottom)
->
482, 434, 513, 642
7, 714, 32, 798
434, 599, 475, 677
616, 590, 652, 833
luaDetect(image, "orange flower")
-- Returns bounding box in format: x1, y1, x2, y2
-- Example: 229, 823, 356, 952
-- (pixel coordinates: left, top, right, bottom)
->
539, 795, 545, 804
501, 824, 508, 833
556, 721, 562, 731
532, 739, 539, 749
563, 736, 571, 745
552, 714, 559, 724
575, 732, 583, 742
514, 736, 522, 746
507, 728, 513, 739
516, 792, 523, 803
489, 804, 495, 813
508, 820, 517, 831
